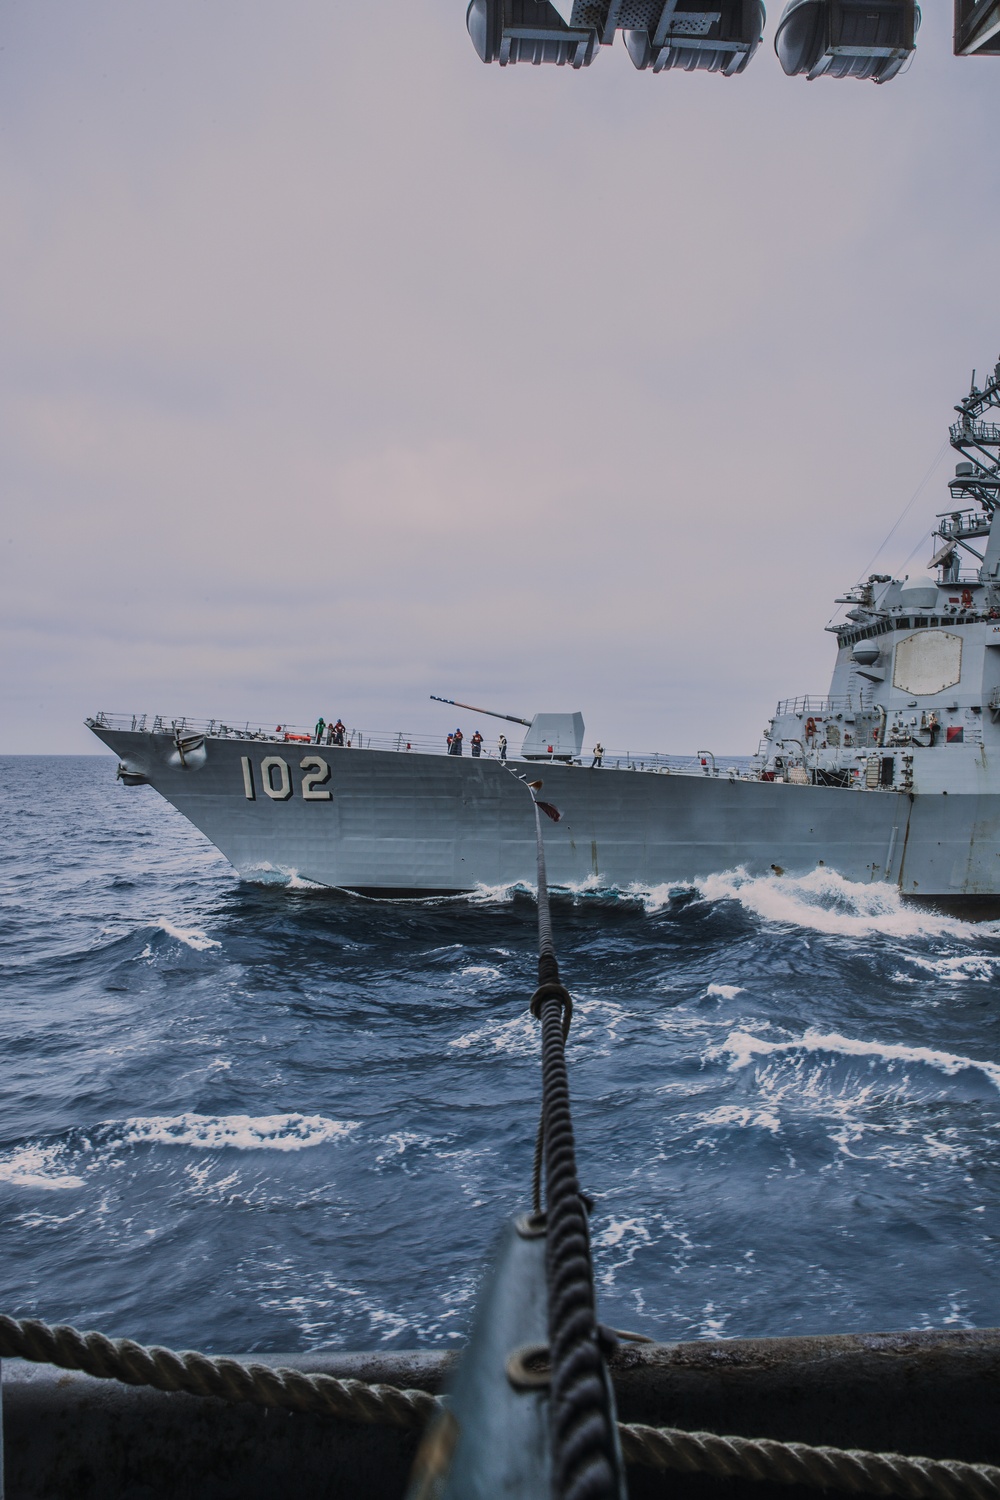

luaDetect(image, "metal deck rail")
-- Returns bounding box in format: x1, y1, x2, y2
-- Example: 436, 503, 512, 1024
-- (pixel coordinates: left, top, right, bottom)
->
773, 696, 860, 716
87, 714, 754, 779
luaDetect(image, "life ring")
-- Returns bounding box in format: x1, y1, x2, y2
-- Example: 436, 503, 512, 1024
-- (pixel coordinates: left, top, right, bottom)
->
805, 717, 817, 740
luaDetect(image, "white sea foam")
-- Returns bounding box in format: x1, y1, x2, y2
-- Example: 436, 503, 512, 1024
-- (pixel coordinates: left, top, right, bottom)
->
241, 862, 284, 883
697, 1302, 731, 1338
0, 1145, 85, 1191
466, 875, 635, 906
451, 997, 630, 1058
240, 863, 324, 889
907, 954, 1000, 982
117, 1113, 359, 1151
696, 1104, 781, 1134
257, 1263, 417, 1344
152, 919, 221, 951
625, 882, 691, 912
593, 1216, 652, 1251
705, 983, 745, 1000
459, 965, 502, 981
711, 1028, 1000, 1093
450, 1014, 537, 1057
509, 865, 993, 939
573, 998, 632, 1051
593, 1215, 653, 1290
460, 865, 990, 941
468, 881, 533, 904
692, 867, 987, 940
375, 1131, 433, 1163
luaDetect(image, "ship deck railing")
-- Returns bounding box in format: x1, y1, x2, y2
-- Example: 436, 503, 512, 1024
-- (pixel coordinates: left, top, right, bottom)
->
773, 695, 862, 716
88, 713, 758, 779
950, 418, 1000, 444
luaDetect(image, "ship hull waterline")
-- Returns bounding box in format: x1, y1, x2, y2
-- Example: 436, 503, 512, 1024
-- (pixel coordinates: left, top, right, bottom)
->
91, 729, 1000, 907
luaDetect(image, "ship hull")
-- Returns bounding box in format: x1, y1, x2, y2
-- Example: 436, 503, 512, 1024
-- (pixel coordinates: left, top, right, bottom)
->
89, 728, 1000, 900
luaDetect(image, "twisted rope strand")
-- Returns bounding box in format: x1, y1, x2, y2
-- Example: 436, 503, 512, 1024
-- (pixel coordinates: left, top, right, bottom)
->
0, 1314, 437, 1429
617, 1422, 1000, 1500
531, 796, 623, 1500
1, 1314, 998, 1496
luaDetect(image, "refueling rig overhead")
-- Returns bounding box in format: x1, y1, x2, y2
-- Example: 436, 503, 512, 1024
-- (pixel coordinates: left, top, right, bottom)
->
467, 0, 999, 80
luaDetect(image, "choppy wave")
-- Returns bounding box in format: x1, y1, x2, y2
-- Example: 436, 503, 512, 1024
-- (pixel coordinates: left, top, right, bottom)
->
151, 919, 221, 951
712, 1028, 1000, 1094
907, 954, 1000, 982
450, 1014, 537, 1057
463, 865, 1000, 944
6, 757, 1000, 1349
0, 1114, 360, 1194
0, 1145, 85, 1191
692, 867, 991, 939
695, 1104, 782, 1134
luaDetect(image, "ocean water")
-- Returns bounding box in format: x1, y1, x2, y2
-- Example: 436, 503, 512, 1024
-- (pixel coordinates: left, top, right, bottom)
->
2, 754, 1000, 1355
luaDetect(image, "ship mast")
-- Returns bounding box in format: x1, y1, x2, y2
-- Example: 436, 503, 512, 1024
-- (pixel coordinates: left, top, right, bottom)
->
930, 359, 1000, 581
947, 361, 1000, 515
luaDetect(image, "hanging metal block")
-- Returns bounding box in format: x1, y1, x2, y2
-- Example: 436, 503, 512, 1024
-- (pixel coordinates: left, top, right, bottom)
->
955, 0, 1000, 54
624, 0, 766, 73
774, 0, 918, 80
466, 0, 601, 65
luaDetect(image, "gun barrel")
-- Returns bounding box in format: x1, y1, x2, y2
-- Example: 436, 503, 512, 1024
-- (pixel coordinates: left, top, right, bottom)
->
429, 695, 531, 727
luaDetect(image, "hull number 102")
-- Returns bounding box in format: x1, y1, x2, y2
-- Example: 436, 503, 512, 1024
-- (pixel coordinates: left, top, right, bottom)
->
240, 755, 332, 801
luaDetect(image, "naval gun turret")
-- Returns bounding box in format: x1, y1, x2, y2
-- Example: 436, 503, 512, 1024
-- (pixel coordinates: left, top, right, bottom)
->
430, 696, 585, 760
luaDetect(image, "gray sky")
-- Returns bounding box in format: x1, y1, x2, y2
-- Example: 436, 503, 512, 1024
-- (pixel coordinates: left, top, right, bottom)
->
2, 1, 998, 756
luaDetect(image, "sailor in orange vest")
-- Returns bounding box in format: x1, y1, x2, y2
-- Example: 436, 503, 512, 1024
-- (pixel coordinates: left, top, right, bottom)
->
471, 730, 484, 758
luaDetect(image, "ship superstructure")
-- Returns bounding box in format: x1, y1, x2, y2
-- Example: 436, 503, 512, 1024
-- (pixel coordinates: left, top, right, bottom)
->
88, 359, 1000, 903
763, 358, 1000, 802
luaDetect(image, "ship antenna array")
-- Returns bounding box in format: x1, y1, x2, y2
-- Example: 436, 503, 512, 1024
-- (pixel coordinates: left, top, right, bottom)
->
828, 352, 1000, 625
948, 358, 1000, 519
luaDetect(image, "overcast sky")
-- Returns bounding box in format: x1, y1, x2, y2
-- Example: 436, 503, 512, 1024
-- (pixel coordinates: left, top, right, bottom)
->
2, 1, 998, 756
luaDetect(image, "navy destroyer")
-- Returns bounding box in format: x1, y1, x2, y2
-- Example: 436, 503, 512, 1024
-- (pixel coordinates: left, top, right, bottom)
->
89, 359, 1000, 901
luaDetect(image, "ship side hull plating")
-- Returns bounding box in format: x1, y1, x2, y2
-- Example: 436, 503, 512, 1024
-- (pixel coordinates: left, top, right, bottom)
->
91, 728, 1000, 899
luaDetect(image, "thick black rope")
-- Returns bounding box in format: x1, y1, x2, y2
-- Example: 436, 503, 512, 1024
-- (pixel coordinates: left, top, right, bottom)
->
529, 795, 624, 1500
